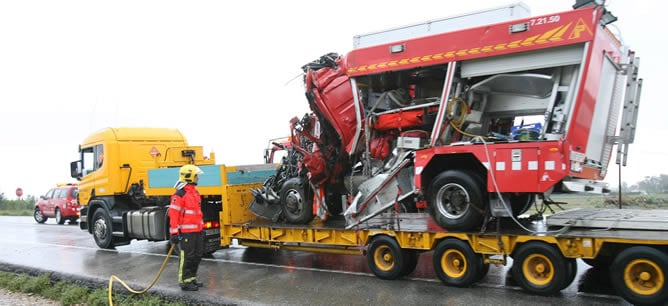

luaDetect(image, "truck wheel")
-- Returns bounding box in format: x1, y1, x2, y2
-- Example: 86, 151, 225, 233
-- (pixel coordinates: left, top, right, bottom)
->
55, 208, 66, 225
34, 208, 48, 224
367, 235, 405, 280
280, 178, 314, 224
433, 238, 483, 287
428, 170, 485, 231
401, 249, 419, 277
510, 193, 534, 216
610, 246, 668, 306
92, 209, 114, 249
511, 242, 568, 295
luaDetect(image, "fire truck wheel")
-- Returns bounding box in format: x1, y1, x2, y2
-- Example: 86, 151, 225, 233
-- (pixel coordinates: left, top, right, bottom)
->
561, 258, 577, 290
433, 238, 483, 287
34, 207, 47, 224
510, 193, 535, 217
367, 235, 405, 280
511, 242, 568, 295
428, 170, 485, 231
610, 246, 668, 306
400, 249, 419, 277
92, 209, 114, 249
55, 208, 66, 225
279, 178, 314, 224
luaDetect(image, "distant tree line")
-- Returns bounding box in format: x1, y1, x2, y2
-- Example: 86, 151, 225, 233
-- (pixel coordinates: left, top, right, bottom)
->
620, 174, 668, 194
0, 193, 36, 211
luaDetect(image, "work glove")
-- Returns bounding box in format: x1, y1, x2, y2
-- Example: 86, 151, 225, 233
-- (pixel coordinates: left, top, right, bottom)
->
170, 235, 182, 245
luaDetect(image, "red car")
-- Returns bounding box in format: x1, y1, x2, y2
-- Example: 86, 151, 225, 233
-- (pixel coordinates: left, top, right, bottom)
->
34, 184, 80, 225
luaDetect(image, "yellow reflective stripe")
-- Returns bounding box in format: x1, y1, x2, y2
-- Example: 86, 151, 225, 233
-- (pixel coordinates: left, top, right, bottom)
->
178, 248, 185, 283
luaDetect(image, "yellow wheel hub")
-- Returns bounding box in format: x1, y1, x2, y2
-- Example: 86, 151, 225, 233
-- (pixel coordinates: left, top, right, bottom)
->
374, 246, 395, 272
522, 253, 554, 286
624, 259, 664, 296
442, 249, 467, 278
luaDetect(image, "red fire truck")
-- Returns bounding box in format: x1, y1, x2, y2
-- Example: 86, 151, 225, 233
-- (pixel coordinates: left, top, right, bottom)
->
251, 1, 642, 232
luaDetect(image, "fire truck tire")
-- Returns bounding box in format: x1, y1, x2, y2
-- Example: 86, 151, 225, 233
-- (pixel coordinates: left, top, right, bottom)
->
561, 258, 577, 290
367, 235, 405, 280
279, 178, 314, 224
511, 242, 568, 295
610, 246, 668, 306
433, 238, 483, 287
400, 249, 419, 277
510, 193, 535, 217
55, 208, 66, 225
34, 208, 47, 224
92, 209, 114, 249
428, 170, 485, 231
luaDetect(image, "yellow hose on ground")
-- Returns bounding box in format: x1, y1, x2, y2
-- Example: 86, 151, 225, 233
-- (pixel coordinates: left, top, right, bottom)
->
108, 243, 175, 306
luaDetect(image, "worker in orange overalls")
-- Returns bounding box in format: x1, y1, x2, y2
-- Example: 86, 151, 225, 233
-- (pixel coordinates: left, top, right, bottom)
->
168, 164, 205, 291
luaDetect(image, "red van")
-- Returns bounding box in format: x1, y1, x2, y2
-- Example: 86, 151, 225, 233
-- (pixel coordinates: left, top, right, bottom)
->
34, 184, 80, 225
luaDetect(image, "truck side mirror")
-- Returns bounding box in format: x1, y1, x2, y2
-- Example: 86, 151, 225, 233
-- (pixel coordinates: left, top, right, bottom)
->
70, 161, 82, 180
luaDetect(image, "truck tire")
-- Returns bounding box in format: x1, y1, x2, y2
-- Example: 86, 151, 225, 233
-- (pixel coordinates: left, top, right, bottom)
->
428, 170, 485, 231
610, 246, 668, 306
511, 242, 568, 295
433, 238, 483, 287
34, 208, 47, 224
367, 235, 405, 280
92, 209, 114, 249
510, 193, 535, 217
280, 178, 314, 224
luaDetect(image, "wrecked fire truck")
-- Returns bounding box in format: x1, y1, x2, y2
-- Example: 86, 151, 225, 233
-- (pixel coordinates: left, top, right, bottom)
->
251, 1, 642, 232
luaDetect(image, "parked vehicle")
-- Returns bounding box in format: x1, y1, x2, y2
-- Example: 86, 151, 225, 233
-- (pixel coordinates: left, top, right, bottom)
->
34, 184, 80, 225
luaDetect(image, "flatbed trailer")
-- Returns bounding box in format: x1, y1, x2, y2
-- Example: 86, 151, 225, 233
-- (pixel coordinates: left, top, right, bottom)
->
219, 180, 668, 305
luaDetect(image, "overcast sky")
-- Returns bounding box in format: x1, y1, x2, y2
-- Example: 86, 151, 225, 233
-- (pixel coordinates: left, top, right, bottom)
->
0, 0, 664, 198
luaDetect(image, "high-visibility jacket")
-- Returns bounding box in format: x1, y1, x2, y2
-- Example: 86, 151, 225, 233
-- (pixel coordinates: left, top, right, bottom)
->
168, 184, 203, 235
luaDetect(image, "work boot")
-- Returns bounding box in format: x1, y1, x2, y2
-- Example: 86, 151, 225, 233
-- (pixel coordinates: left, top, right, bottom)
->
180, 282, 199, 291
194, 280, 204, 288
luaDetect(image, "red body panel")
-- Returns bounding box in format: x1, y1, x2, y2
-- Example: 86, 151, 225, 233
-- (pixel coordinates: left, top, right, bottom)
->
346, 7, 596, 76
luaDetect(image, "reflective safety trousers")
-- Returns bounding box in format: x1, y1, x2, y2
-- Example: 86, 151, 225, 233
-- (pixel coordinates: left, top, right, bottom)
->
168, 184, 203, 235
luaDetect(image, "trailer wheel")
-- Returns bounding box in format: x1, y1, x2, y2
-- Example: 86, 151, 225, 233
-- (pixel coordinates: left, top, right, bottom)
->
367, 235, 405, 280
610, 246, 668, 306
477, 262, 490, 281
92, 209, 114, 249
428, 170, 485, 231
433, 238, 483, 287
511, 242, 568, 295
280, 178, 314, 224
34, 207, 47, 224
561, 258, 577, 290
401, 250, 419, 277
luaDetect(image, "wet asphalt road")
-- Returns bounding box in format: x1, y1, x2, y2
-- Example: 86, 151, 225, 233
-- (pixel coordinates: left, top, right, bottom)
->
0, 216, 631, 305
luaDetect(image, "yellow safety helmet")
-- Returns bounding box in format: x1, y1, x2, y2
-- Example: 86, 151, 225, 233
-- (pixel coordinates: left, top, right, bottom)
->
179, 164, 203, 183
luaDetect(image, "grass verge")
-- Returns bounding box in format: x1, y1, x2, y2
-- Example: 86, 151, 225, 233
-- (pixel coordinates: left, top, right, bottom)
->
0, 271, 189, 306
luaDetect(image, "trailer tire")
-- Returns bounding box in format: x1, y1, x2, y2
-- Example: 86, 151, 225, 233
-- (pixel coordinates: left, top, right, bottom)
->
511, 242, 568, 295
280, 178, 314, 224
367, 235, 405, 280
477, 262, 490, 281
610, 246, 668, 306
433, 238, 483, 287
401, 250, 419, 277
428, 170, 485, 231
92, 209, 114, 249
561, 258, 577, 290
